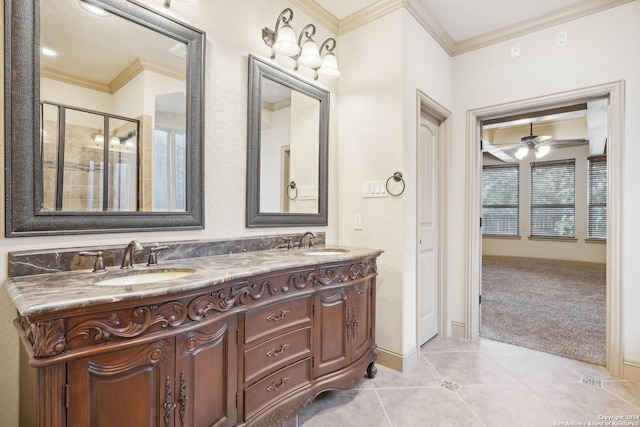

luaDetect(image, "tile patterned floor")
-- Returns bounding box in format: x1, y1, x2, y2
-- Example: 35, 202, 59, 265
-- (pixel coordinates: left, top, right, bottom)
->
295, 337, 640, 427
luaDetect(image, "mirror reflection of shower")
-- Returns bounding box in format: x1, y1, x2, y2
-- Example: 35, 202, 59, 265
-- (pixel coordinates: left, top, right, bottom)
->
41, 102, 139, 212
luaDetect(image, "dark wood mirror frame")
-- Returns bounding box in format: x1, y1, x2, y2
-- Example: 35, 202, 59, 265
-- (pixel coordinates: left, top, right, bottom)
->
4, 0, 206, 237
246, 55, 329, 227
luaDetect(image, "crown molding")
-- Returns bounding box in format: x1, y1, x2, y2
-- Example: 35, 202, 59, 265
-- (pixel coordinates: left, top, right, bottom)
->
451, 0, 635, 55
405, 0, 455, 55
289, 0, 340, 34
339, 0, 403, 34
291, 0, 404, 35
294, 0, 634, 56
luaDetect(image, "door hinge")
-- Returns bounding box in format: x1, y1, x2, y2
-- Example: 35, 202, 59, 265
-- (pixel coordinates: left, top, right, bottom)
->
65, 384, 70, 409
480, 217, 482, 227
479, 295, 482, 304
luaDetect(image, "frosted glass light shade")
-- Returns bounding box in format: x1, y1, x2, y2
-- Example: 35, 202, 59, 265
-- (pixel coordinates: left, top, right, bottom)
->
298, 39, 322, 68
534, 145, 550, 158
515, 147, 529, 160
317, 52, 340, 78
273, 24, 300, 56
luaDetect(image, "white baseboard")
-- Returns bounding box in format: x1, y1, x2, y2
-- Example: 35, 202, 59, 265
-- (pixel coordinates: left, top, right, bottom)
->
376, 346, 420, 373
451, 321, 465, 338
623, 360, 640, 382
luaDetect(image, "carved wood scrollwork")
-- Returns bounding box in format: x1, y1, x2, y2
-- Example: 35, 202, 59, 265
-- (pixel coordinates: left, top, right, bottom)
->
87, 340, 172, 375
188, 280, 276, 320
288, 258, 378, 290
178, 323, 228, 356
30, 319, 67, 358
67, 302, 188, 345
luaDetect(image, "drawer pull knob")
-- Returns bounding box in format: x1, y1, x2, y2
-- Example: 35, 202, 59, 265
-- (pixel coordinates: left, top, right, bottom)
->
266, 310, 290, 321
266, 376, 290, 392
266, 343, 290, 357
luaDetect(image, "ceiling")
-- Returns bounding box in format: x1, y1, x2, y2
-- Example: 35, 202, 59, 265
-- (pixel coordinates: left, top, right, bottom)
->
305, 0, 616, 160
315, 0, 583, 41
297, 0, 632, 55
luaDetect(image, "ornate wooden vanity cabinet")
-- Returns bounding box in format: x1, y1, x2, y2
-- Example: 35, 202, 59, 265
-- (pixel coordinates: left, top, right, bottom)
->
16, 253, 379, 427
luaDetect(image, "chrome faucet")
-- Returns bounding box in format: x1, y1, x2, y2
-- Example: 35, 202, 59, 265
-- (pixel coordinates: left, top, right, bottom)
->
121, 240, 144, 269
298, 232, 316, 249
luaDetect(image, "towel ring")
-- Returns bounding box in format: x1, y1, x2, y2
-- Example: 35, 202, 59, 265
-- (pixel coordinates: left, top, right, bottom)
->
386, 171, 405, 196
286, 181, 298, 200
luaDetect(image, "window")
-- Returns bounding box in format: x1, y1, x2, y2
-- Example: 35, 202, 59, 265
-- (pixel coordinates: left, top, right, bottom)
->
482, 164, 519, 236
153, 127, 186, 212
530, 159, 575, 238
588, 156, 607, 240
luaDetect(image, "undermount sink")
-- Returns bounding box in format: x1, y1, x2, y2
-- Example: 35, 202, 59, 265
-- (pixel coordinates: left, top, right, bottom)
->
96, 269, 196, 286
303, 248, 350, 256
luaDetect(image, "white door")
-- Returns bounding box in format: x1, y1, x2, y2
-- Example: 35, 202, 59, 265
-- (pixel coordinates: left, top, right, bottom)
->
417, 113, 440, 346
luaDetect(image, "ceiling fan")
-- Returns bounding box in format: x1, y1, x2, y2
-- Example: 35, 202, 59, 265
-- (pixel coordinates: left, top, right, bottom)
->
483, 122, 589, 162
514, 123, 552, 159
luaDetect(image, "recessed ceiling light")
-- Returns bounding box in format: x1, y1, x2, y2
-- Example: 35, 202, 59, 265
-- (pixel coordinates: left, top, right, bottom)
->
79, 1, 111, 17
41, 46, 59, 57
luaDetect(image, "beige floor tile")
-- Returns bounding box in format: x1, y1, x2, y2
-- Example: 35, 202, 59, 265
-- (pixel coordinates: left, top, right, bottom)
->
297, 389, 390, 427
603, 380, 640, 408
421, 336, 477, 353
377, 387, 484, 427
373, 358, 443, 389
457, 383, 557, 427
527, 382, 640, 423
481, 347, 583, 384
425, 350, 519, 385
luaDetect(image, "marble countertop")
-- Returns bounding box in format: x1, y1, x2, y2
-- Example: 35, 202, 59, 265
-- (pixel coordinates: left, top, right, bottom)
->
4, 246, 382, 318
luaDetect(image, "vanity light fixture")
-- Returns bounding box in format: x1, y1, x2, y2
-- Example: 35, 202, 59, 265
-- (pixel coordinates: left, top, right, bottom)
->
262, 8, 340, 80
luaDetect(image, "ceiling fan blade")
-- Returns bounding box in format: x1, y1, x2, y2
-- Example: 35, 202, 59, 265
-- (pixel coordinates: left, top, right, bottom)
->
481, 139, 516, 162
522, 134, 552, 145
543, 138, 589, 147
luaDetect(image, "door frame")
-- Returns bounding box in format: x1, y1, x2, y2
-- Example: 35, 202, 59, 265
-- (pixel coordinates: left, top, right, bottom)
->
416, 90, 451, 346
464, 81, 624, 377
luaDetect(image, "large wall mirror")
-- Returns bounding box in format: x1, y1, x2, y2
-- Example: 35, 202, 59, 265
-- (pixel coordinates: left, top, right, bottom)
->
4, 0, 205, 236
246, 55, 328, 227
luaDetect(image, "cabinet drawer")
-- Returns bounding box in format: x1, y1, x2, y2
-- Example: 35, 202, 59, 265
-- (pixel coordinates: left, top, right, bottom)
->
244, 358, 311, 419
244, 326, 311, 384
244, 296, 312, 344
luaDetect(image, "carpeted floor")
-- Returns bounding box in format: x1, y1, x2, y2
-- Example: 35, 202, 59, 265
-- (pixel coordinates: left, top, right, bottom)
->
480, 258, 606, 366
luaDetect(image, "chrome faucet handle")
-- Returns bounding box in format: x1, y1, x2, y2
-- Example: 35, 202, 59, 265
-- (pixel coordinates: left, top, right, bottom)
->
79, 251, 106, 273
147, 245, 169, 266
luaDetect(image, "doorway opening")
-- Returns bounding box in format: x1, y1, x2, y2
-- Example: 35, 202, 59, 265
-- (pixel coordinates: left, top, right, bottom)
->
465, 81, 624, 377
480, 100, 608, 365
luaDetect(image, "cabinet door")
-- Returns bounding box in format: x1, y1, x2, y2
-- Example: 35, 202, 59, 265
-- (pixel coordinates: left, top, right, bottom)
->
67, 339, 174, 427
350, 279, 374, 362
175, 316, 238, 427
313, 286, 349, 378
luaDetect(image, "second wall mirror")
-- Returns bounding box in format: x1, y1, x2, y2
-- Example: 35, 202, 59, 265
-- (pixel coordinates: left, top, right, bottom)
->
246, 55, 329, 227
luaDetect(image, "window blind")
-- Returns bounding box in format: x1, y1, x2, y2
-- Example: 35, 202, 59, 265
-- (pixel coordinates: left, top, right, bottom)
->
482, 164, 519, 236
530, 159, 575, 238
588, 155, 607, 240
